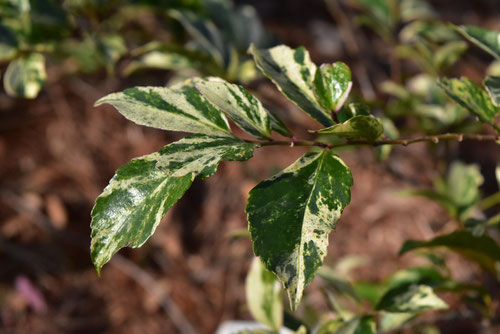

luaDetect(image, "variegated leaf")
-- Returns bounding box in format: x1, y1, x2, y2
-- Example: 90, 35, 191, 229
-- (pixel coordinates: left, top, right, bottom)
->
457, 25, 500, 60
313, 62, 352, 112
196, 78, 272, 139
376, 284, 448, 313
4, 53, 46, 99
334, 316, 376, 334
249, 44, 334, 127
484, 75, 500, 107
155, 134, 258, 178
246, 150, 353, 310
246, 257, 283, 331
316, 115, 384, 142
91, 153, 194, 274
438, 77, 498, 124
95, 83, 231, 136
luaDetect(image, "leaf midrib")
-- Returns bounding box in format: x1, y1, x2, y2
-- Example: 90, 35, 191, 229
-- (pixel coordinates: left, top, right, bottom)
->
296, 151, 327, 290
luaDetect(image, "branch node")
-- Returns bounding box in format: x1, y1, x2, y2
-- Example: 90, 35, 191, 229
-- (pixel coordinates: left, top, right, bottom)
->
457, 134, 463, 142
431, 137, 439, 144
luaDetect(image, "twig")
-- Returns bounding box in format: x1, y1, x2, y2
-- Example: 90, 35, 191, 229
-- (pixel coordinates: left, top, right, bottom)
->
249, 133, 499, 149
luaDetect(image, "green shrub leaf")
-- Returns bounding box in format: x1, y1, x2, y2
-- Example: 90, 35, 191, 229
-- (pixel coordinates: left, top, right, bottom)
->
246, 257, 283, 331
155, 134, 258, 178
457, 25, 500, 60
0, 23, 18, 61
316, 115, 384, 142
484, 75, 500, 107
313, 62, 352, 112
376, 284, 448, 313
399, 230, 500, 272
331, 315, 376, 334
95, 83, 231, 136
90, 153, 194, 274
4, 53, 46, 99
246, 150, 353, 310
196, 78, 272, 139
249, 44, 334, 127
267, 109, 292, 137
438, 77, 498, 124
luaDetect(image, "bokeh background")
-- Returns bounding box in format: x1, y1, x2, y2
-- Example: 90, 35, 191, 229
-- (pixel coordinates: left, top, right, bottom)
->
1, 0, 500, 333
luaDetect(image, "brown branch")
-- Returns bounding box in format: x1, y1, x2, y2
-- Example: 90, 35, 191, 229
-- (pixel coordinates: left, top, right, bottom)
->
250, 133, 499, 149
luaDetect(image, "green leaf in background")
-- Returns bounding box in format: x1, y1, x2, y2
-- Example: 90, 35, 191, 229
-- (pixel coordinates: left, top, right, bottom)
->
406, 162, 483, 220
316, 115, 384, 142
433, 41, 468, 71
90, 153, 194, 274
379, 312, 417, 331
246, 150, 353, 310
245, 257, 283, 331
331, 315, 376, 334
349, 0, 395, 30
376, 284, 448, 313
399, 0, 436, 22
376, 117, 399, 161
95, 83, 231, 136
249, 44, 334, 127
484, 75, 500, 107
457, 25, 500, 60
387, 267, 445, 289
124, 43, 222, 77
169, 9, 226, 66
266, 109, 292, 137
4, 53, 46, 99
440, 161, 483, 219
313, 62, 352, 112
196, 78, 272, 139
316, 319, 344, 334
317, 266, 360, 302
155, 134, 258, 178
97, 34, 127, 73
0, 23, 18, 61
438, 77, 498, 124
399, 230, 500, 272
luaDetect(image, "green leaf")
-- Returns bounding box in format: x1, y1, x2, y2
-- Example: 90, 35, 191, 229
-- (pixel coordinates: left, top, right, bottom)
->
168, 9, 226, 66
155, 134, 258, 178
433, 41, 468, 71
0, 23, 18, 61
195, 78, 272, 139
438, 77, 498, 124
313, 62, 352, 112
316, 319, 344, 334
317, 266, 360, 302
387, 267, 445, 289
3, 53, 46, 99
246, 150, 353, 310
399, 0, 436, 22
399, 230, 500, 272
379, 312, 417, 331
316, 115, 384, 142
457, 25, 500, 60
266, 109, 292, 137
484, 75, 500, 107
95, 83, 231, 136
444, 162, 483, 219
337, 103, 371, 123
249, 44, 334, 127
246, 257, 283, 331
376, 284, 448, 313
332, 316, 376, 334
90, 153, 194, 274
